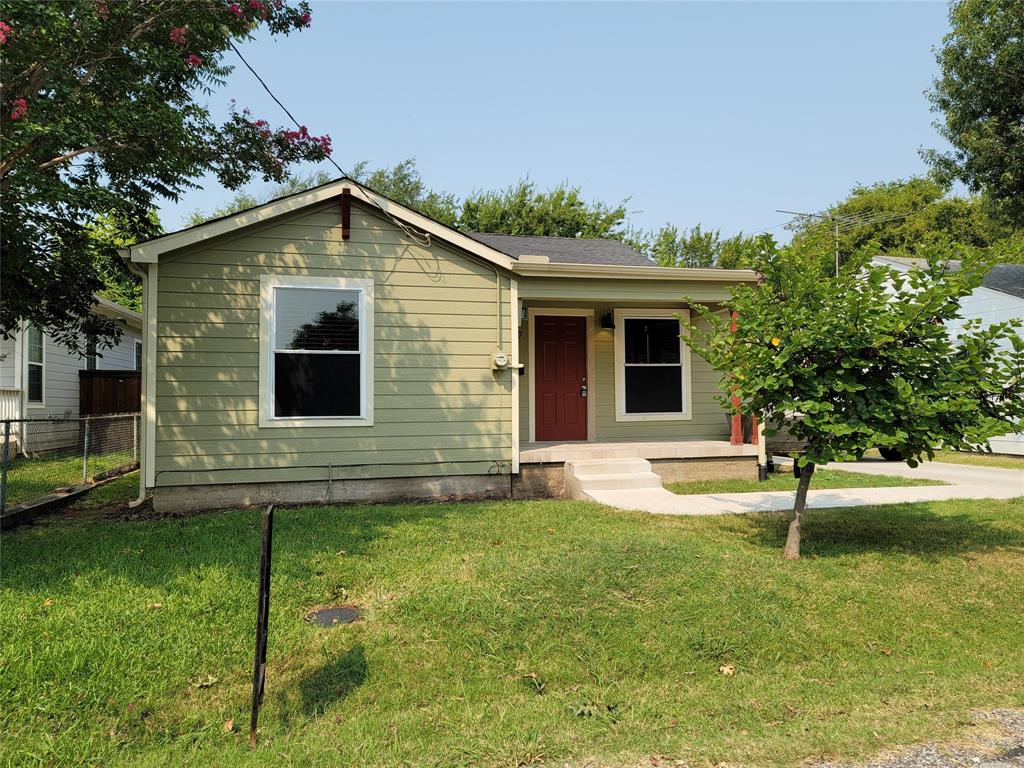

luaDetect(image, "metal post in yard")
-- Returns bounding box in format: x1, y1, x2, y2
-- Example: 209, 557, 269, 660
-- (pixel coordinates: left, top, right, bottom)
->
82, 417, 90, 485
249, 504, 275, 747
132, 414, 138, 463
1, 420, 10, 514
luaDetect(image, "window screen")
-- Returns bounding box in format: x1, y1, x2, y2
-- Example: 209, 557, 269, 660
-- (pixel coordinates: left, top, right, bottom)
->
272, 288, 361, 417
622, 318, 684, 414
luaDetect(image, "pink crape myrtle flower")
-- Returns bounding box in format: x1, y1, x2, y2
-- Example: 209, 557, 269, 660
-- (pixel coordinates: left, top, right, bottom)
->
10, 98, 27, 121
300, 11, 311, 26
169, 27, 187, 46
248, 0, 261, 8
185, 53, 203, 68
0, 21, 11, 45
228, 3, 242, 17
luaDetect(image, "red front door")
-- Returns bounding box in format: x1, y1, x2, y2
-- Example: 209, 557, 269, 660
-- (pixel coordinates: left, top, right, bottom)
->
535, 315, 588, 441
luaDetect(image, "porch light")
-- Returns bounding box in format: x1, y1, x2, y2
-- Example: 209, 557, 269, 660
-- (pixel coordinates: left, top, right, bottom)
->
601, 311, 615, 330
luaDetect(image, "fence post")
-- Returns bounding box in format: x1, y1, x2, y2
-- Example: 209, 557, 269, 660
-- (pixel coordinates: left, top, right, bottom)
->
82, 417, 90, 485
1, 420, 9, 514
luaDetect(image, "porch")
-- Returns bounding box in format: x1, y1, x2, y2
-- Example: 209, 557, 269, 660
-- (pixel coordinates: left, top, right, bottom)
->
520, 439, 759, 464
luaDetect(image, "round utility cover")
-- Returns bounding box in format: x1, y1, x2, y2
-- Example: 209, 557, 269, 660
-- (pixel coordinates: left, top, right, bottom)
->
305, 605, 360, 627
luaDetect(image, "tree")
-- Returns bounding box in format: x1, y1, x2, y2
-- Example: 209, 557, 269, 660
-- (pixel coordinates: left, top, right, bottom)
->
458, 178, 628, 238
925, 0, 1024, 226
789, 178, 1013, 264
628, 223, 762, 268
1, 0, 331, 353
188, 161, 629, 241
683, 240, 1024, 559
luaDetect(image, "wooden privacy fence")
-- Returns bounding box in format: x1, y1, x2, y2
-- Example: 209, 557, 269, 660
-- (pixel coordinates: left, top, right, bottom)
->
79, 370, 141, 417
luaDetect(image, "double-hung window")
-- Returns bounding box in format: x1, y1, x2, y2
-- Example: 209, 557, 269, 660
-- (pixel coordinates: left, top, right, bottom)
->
27, 324, 44, 405
613, 308, 691, 421
259, 276, 374, 427
134, 340, 143, 371
85, 339, 98, 371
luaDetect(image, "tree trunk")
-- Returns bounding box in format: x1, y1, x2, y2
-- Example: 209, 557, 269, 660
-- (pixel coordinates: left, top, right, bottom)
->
784, 462, 815, 560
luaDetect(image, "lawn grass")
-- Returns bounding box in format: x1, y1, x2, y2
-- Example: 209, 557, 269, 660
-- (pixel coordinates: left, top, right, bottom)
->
668, 467, 939, 495
930, 449, 1024, 471
3, 497, 1024, 768
65, 471, 140, 512
861, 448, 1024, 471
3, 450, 138, 507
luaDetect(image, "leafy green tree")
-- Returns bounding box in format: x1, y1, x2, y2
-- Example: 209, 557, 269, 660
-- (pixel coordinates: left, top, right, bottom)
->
1, 0, 331, 353
85, 211, 161, 313
925, 0, 1024, 225
350, 158, 458, 226
683, 240, 1024, 559
789, 178, 1013, 264
458, 178, 628, 238
186, 170, 336, 226
628, 224, 762, 268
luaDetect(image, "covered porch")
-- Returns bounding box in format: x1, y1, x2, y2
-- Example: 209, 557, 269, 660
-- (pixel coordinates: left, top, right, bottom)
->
507, 256, 763, 496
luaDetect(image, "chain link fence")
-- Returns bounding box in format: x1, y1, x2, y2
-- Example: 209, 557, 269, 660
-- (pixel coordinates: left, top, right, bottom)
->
0, 413, 141, 513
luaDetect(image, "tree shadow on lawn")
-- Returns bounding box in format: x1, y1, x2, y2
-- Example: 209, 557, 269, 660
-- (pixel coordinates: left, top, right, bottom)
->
277, 643, 368, 720
0, 501, 461, 591
746, 500, 1024, 558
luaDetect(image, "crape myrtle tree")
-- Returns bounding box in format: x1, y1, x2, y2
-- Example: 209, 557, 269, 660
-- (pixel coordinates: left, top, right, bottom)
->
682, 239, 1024, 559
0, 0, 332, 354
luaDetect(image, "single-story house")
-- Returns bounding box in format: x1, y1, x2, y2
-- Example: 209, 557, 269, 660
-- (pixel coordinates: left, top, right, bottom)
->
874, 255, 1024, 456
121, 178, 764, 512
0, 297, 142, 452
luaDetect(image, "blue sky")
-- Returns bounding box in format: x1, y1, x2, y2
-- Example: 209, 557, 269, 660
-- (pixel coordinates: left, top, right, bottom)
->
157, 1, 953, 240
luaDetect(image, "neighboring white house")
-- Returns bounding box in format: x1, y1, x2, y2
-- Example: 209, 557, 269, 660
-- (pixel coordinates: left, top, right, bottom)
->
0, 297, 143, 431
874, 256, 1024, 456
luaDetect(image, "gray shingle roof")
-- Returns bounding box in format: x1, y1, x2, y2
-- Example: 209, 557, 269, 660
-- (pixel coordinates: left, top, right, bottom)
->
878, 256, 1024, 300
468, 233, 655, 267
982, 264, 1024, 300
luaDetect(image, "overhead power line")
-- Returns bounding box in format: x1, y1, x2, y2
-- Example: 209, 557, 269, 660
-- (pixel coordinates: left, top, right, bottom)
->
227, 41, 432, 247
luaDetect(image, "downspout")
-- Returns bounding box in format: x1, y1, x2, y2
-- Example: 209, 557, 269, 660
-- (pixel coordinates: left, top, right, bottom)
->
124, 254, 149, 508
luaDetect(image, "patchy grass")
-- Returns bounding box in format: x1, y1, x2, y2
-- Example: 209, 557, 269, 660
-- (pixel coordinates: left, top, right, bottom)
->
862, 448, 1024, 471
930, 450, 1024, 471
2, 498, 1024, 768
3, 450, 137, 507
668, 468, 939, 495
65, 472, 140, 512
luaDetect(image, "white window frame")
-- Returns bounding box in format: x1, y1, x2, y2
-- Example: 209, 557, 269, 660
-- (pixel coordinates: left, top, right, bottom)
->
134, 340, 143, 371
26, 324, 45, 407
258, 274, 374, 428
85, 338, 98, 371
613, 307, 692, 422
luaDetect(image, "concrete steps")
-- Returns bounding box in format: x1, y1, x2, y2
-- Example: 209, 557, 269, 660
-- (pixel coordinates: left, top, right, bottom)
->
565, 458, 664, 501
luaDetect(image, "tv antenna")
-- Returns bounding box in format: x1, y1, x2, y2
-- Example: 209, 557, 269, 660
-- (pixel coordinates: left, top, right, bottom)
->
776, 209, 912, 276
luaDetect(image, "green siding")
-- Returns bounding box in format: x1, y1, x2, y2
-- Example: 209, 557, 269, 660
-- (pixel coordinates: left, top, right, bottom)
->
154, 201, 514, 487
519, 302, 730, 442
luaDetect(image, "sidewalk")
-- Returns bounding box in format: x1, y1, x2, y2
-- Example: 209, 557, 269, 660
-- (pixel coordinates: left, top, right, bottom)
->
585, 458, 1023, 517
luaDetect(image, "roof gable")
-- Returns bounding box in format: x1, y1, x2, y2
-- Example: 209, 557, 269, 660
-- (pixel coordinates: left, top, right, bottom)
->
123, 177, 514, 270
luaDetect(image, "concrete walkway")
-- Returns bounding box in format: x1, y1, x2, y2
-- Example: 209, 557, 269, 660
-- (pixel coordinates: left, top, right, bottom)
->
585, 457, 1023, 517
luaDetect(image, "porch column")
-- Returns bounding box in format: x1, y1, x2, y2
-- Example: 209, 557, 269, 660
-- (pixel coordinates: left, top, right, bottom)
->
729, 312, 743, 445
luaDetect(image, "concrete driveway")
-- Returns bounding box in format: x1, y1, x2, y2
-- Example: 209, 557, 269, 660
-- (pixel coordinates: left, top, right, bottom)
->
585, 457, 1023, 517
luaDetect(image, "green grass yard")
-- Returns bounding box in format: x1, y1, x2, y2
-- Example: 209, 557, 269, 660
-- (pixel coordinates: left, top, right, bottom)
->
2, 450, 138, 508
861, 449, 1024, 472
668, 468, 939, 496
3, 495, 1024, 768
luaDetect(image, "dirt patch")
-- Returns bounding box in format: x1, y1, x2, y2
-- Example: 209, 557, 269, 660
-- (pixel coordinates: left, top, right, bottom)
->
812, 709, 1024, 768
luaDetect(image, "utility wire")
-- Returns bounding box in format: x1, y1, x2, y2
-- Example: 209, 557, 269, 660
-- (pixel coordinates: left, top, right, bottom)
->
227, 40, 432, 247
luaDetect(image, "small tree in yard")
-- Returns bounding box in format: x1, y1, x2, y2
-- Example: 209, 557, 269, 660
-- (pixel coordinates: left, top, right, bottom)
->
683, 240, 1024, 559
